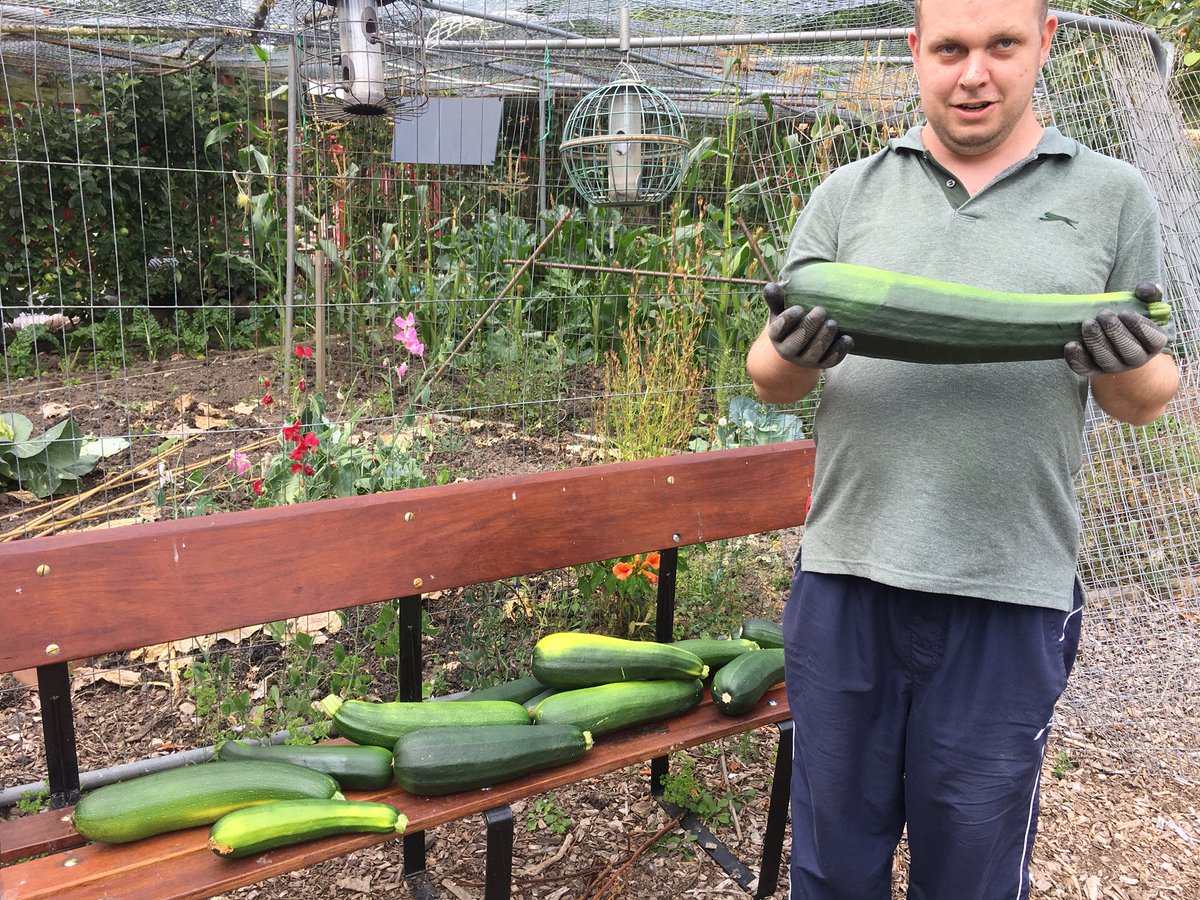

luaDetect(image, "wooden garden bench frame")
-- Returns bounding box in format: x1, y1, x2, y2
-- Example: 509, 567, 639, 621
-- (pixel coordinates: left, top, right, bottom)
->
0, 441, 815, 899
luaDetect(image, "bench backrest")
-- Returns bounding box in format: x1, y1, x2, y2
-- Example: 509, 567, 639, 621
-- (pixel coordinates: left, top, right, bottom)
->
0, 442, 815, 675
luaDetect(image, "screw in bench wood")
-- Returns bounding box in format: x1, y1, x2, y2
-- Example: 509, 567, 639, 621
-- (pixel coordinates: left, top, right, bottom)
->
667, 476, 675, 484
413, 578, 424, 588
36, 563, 51, 576
46, 643, 61, 657
64, 857, 80, 867
404, 511, 415, 522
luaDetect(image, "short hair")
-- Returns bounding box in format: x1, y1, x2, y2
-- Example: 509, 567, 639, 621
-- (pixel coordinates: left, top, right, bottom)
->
913, 0, 1049, 33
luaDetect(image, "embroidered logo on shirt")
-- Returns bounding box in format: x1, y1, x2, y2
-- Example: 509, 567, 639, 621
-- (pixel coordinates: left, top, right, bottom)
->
1039, 212, 1079, 229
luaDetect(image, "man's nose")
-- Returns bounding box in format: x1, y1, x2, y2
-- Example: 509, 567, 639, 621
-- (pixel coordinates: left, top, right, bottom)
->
959, 51, 990, 88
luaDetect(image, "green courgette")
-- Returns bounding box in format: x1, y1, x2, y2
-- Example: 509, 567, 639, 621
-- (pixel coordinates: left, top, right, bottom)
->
711, 648, 787, 716
217, 740, 394, 791
452, 675, 548, 704
671, 637, 761, 669
209, 799, 406, 858
784, 262, 1173, 364
320, 695, 531, 748
736, 618, 784, 649
393, 723, 593, 796
530, 678, 704, 736
72, 761, 342, 844
532, 632, 708, 689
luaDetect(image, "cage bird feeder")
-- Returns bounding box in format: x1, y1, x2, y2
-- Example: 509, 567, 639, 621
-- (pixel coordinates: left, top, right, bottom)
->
302, 0, 425, 120
560, 68, 689, 207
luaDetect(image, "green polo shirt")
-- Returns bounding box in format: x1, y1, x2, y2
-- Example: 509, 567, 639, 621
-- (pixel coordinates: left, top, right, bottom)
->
778, 124, 1164, 610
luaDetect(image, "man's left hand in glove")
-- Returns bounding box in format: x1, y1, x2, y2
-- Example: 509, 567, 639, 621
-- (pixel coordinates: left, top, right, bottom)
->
1064, 282, 1171, 376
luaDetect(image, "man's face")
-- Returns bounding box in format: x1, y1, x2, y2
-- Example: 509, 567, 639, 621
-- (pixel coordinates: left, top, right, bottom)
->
909, 0, 1056, 158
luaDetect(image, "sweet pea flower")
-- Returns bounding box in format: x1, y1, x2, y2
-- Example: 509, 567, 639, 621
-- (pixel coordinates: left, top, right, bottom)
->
227, 451, 251, 475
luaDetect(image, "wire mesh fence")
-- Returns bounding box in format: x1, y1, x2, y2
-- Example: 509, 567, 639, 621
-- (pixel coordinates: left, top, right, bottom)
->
1, 0, 1199, 800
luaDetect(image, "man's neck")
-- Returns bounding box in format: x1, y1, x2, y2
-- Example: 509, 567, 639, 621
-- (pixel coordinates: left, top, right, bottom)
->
921, 120, 1045, 195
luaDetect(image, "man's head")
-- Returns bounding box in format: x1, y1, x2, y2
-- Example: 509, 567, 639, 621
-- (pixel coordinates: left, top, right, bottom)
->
913, 0, 1049, 34
908, 0, 1056, 161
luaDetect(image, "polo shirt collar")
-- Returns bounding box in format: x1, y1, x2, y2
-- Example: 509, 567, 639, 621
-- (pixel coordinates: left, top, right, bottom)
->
891, 124, 1078, 159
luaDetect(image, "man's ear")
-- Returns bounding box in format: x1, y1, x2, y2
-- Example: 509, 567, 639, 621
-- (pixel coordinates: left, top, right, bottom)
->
1040, 15, 1058, 65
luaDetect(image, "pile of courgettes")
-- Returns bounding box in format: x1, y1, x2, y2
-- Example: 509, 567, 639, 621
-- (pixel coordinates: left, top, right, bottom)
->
70, 622, 786, 856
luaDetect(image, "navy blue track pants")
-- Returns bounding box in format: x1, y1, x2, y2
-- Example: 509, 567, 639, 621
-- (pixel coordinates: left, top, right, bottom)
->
783, 569, 1083, 900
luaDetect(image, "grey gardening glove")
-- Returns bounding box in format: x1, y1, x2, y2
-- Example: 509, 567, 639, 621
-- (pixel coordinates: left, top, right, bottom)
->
1064, 282, 1171, 376
764, 282, 853, 369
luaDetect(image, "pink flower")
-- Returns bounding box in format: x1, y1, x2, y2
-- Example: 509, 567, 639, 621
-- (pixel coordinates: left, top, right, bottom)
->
295, 345, 313, 359
395, 362, 408, 380
401, 334, 425, 357
227, 451, 251, 476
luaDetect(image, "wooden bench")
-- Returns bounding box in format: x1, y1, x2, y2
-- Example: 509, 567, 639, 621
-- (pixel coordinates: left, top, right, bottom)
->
0, 441, 815, 899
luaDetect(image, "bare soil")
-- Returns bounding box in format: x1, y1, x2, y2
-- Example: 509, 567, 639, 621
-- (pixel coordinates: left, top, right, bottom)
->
2, 348, 1199, 898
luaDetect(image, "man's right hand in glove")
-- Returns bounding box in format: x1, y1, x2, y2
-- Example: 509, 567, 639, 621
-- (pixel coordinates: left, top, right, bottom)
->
764, 282, 853, 369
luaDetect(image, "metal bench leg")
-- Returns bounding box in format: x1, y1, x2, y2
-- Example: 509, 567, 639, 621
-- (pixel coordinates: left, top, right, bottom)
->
37, 662, 80, 808
483, 805, 514, 900
756, 719, 793, 898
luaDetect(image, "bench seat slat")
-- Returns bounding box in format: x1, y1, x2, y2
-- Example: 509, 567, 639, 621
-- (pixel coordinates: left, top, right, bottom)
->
1, 688, 789, 899
0, 443, 814, 674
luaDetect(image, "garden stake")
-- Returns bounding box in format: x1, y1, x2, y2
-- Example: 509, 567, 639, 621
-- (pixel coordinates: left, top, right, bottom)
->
737, 214, 776, 282
424, 208, 572, 392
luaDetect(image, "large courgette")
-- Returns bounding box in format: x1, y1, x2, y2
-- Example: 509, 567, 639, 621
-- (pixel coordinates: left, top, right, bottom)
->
393, 723, 592, 796
711, 648, 786, 716
671, 637, 760, 669
217, 740, 394, 791
532, 632, 708, 689
452, 675, 547, 705
209, 798, 406, 858
784, 262, 1172, 364
530, 678, 704, 736
320, 695, 531, 748
736, 618, 784, 650
72, 760, 342, 844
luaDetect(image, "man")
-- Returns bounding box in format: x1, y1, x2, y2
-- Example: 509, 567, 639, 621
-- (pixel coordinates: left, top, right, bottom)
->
746, 0, 1180, 897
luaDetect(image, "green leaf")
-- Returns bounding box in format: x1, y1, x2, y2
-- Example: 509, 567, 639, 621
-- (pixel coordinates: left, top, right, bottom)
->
254, 45, 270, 63
1, 413, 34, 443
80, 436, 130, 459
1184, 51, 1200, 68
203, 122, 240, 151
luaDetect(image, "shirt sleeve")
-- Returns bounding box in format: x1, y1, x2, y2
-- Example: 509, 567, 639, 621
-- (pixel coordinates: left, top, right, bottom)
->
776, 167, 852, 288
1108, 173, 1174, 343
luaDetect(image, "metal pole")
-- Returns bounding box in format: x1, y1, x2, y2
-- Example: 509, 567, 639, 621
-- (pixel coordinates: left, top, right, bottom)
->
538, 69, 548, 239
314, 248, 327, 395
423, 12, 1172, 83
281, 36, 299, 393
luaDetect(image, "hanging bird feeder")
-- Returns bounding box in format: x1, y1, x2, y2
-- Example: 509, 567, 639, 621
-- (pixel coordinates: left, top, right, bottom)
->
302, 0, 426, 120
560, 64, 689, 207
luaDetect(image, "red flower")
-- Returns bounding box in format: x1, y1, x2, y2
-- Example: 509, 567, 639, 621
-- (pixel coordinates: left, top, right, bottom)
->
289, 445, 305, 461
252, 479, 264, 496
303, 464, 315, 475
282, 421, 302, 442
303, 433, 319, 449
262, 378, 271, 389
613, 562, 634, 580
298, 379, 307, 393
294, 345, 313, 358
291, 462, 303, 474
260, 394, 274, 406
